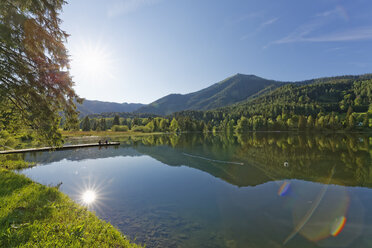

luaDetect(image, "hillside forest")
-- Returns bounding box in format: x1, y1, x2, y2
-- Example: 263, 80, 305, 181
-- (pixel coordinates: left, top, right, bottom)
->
77, 76, 372, 133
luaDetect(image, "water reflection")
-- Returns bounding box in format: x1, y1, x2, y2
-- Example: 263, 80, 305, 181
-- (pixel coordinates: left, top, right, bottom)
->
82, 190, 96, 205
10, 132, 371, 188
14, 132, 372, 247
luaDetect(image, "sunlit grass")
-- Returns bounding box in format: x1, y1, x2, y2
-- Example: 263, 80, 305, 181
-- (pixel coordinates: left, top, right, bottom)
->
61, 130, 164, 137
0, 160, 34, 170
0, 168, 140, 247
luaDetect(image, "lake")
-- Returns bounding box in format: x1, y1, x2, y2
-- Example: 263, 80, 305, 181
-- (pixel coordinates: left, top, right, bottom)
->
14, 132, 372, 247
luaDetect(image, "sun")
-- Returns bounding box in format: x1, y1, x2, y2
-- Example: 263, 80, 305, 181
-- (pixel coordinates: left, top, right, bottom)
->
71, 40, 114, 80
80, 51, 105, 72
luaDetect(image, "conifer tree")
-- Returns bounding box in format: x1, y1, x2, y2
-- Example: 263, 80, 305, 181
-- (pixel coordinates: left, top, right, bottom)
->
113, 115, 120, 126
100, 118, 107, 131
0, 0, 80, 145
81, 116, 91, 131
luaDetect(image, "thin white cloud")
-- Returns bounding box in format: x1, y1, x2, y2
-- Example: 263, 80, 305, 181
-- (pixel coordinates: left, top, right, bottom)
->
325, 47, 343, 52
240, 17, 279, 40
224, 11, 265, 27
349, 62, 372, 68
317, 9, 337, 17
268, 6, 371, 46
316, 6, 349, 21
258, 17, 279, 30
266, 19, 321, 45
274, 26, 372, 44
107, 0, 162, 17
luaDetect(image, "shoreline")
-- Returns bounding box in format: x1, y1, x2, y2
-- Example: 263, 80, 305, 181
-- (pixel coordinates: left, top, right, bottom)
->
0, 168, 141, 247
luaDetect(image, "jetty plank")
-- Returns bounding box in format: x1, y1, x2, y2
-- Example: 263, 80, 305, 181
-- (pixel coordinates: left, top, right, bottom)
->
0, 142, 120, 154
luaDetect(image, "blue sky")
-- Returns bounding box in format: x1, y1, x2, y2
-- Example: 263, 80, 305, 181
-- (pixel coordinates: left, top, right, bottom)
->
61, 0, 372, 104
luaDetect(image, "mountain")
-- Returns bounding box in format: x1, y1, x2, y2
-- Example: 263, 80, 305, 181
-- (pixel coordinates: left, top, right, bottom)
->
76, 100, 144, 116
135, 74, 284, 115
173, 74, 372, 123
219, 74, 372, 117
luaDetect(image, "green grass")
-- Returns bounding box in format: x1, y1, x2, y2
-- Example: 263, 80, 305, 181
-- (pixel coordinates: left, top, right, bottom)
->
61, 130, 164, 138
0, 160, 34, 170
0, 168, 140, 248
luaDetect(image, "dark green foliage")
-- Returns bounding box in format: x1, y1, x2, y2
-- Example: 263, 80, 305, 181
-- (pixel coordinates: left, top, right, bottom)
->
128, 132, 372, 187
298, 116, 307, 130
62, 112, 80, 131
135, 74, 372, 117
223, 76, 371, 118
235, 117, 249, 133
346, 106, 354, 118
0, 0, 80, 146
171, 75, 372, 132
81, 116, 91, 131
99, 118, 107, 131
348, 114, 356, 129
91, 119, 98, 131
113, 115, 120, 126
81, 75, 371, 134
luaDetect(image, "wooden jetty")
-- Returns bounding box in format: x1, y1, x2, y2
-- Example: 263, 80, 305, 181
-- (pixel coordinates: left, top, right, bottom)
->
0, 142, 120, 155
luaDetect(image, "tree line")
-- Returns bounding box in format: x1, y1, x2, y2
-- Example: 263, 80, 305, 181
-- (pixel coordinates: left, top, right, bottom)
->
74, 105, 370, 134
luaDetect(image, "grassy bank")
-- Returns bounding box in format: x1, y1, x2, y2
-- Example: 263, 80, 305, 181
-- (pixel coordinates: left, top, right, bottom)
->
61, 130, 165, 138
61, 130, 169, 146
0, 168, 140, 247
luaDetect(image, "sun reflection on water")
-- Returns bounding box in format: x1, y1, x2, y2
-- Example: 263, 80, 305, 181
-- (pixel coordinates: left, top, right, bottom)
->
82, 190, 96, 205
73, 176, 110, 213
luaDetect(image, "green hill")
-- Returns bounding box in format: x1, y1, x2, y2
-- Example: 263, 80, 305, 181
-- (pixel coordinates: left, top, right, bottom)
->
135, 74, 284, 115
76, 100, 144, 117
168, 74, 371, 131
223, 74, 372, 118
174, 74, 372, 120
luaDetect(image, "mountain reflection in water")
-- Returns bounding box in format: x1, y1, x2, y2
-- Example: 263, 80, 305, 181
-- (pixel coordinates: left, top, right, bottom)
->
14, 132, 372, 248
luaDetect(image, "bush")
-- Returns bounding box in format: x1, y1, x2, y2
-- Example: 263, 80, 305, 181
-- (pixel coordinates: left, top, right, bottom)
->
0, 130, 18, 149
111, 125, 129, 132
131, 125, 151, 133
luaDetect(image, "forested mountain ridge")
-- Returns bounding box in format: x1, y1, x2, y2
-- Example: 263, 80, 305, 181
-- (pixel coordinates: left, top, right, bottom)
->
76, 100, 144, 117
78, 74, 371, 134
135, 74, 284, 115
294, 74, 372, 86
79, 74, 371, 120
171, 74, 372, 131
222, 74, 372, 118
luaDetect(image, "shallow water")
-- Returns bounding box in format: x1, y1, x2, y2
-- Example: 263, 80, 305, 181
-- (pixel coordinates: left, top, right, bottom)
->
16, 132, 372, 247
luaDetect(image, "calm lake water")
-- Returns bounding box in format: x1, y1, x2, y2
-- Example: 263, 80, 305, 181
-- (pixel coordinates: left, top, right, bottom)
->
14, 132, 372, 247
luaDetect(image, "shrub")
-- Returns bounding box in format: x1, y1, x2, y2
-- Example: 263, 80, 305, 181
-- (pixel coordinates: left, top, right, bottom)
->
111, 125, 129, 132
131, 125, 151, 133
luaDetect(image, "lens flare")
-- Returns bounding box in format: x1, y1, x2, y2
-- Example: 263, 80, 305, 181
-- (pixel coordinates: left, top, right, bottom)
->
278, 181, 290, 196
82, 190, 96, 205
331, 216, 347, 237
288, 185, 351, 245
